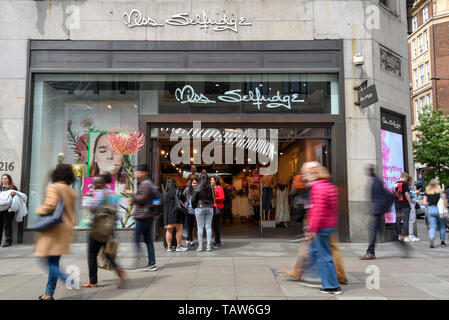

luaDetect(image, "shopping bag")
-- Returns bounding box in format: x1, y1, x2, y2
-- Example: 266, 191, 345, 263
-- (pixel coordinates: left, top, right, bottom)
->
97, 241, 118, 270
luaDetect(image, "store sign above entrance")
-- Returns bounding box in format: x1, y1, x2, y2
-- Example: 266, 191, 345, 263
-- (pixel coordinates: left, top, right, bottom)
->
357, 84, 378, 109
174, 85, 305, 110
123, 9, 252, 33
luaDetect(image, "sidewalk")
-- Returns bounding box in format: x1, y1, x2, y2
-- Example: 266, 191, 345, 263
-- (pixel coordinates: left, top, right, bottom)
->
0, 219, 448, 300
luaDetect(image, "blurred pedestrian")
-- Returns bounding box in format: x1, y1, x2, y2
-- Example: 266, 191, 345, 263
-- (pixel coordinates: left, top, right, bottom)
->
290, 170, 308, 226
393, 172, 412, 242
82, 173, 127, 288
183, 178, 198, 248
424, 179, 447, 248
360, 165, 395, 260
304, 165, 341, 294
211, 176, 225, 248
35, 164, 76, 300
192, 173, 214, 252
164, 179, 188, 252
124, 164, 158, 271
0, 174, 18, 247
407, 177, 420, 242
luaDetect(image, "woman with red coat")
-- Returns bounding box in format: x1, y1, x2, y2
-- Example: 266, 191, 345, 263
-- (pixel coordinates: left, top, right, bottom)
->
211, 176, 225, 248
305, 165, 342, 295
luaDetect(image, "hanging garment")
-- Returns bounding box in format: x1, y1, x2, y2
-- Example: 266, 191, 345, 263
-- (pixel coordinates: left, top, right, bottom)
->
275, 187, 290, 223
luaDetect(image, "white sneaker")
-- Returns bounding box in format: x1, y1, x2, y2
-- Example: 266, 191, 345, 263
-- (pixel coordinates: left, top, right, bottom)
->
176, 246, 188, 252
196, 247, 203, 252
404, 236, 413, 242
167, 247, 173, 252
412, 236, 421, 242
206, 247, 213, 251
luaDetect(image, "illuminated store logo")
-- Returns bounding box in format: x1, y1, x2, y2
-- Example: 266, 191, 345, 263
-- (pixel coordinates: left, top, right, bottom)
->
123, 9, 252, 33
174, 85, 305, 110
381, 116, 401, 130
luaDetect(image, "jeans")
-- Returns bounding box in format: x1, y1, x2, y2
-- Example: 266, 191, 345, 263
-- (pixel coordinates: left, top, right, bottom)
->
427, 206, 446, 241
409, 205, 416, 235
212, 208, 222, 244
185, 214, 196, 242
262, 187, 273, 211
367, 215, 383, 255
0, 211, 14, 244
195, 207, 213, 249
45, 256, 68, 297
87, 235, 117, 284
309, 227, 339, 289
395, 207, 411, 236
135, 219, 156, 266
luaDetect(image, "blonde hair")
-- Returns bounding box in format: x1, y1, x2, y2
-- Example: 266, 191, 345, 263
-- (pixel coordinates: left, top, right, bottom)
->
425, 179, 441, 195
310, 166, 331, 180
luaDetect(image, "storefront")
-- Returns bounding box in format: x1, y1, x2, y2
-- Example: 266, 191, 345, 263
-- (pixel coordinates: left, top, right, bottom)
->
21, 40, 349, 241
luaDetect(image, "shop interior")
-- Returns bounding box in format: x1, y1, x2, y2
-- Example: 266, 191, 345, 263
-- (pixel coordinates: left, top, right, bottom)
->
153, 126, 330, 237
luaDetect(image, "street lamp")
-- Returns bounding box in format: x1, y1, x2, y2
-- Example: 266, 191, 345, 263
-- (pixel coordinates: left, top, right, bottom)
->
429, 77, 449, 110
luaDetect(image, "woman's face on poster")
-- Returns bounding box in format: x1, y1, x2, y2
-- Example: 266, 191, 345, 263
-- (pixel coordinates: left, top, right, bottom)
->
95, 135, 123, 174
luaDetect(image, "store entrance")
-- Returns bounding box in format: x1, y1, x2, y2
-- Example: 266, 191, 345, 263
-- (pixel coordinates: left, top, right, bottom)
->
148, 125, 331, 238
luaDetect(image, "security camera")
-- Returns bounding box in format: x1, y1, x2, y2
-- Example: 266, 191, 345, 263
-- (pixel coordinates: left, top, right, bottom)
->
353, 54, 365, 66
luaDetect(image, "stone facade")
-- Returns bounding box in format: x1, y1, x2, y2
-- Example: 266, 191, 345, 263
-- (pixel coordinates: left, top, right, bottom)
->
0, 0, 412, 242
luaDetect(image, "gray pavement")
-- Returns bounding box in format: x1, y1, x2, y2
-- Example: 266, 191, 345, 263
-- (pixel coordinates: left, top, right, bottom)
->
1, 219, 448, 300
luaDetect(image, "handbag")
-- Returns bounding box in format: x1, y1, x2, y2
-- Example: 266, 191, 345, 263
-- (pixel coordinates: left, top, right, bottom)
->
97, 241, 118, 270
32, 198, 65, 232
175, 190, 188, 215
438, 197, 449, 220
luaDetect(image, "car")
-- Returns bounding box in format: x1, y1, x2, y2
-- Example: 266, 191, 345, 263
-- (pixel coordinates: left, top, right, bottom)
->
415, 193, 425, 218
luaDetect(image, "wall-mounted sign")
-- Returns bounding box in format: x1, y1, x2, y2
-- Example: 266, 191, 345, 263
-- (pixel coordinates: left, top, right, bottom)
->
358, 84, 378, 109
174, 85, 305, 110
123, 9, 252, 33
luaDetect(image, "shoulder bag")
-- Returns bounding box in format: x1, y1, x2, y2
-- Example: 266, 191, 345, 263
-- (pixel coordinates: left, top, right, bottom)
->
32, 186, 65, 232
437, 195, 449, 220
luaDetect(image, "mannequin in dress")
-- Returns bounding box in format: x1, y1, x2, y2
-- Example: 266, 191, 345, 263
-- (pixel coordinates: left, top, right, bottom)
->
261, 174, 275, 221
188, 165, 199, 180
72, 152, 84, 223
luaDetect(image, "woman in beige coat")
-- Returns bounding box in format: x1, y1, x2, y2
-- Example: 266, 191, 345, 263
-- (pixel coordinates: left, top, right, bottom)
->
35, 164, 76, 300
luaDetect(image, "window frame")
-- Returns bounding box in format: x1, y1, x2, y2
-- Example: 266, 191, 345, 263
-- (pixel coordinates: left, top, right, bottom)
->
419, 64, 425, 86
423, 6, 429, 23
412, 16, 418, 32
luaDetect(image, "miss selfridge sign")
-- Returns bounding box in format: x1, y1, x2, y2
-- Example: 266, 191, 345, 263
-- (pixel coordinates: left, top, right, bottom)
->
123, 9, 252, 33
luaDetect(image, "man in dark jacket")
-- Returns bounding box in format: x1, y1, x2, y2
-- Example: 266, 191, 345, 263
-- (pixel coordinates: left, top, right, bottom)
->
124, 164, 157, 271
360, 165, 394, 260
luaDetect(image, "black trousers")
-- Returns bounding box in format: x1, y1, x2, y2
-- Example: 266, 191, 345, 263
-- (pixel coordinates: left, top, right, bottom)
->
366, 215, 383, 255
87, 235, 117, 284
212, 210, 222, 244
185, 214, 195, 242
0, 211, 14, 245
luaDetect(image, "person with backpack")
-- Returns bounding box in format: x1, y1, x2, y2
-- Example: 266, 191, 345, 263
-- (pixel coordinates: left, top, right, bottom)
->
124, 164, 158, 271
407, 177, 420, 242
393, 172, 413, 243
163, 179, 188, 252
191, 173, 215, 252
360, 165, 395, 260
82, 173, 127, 288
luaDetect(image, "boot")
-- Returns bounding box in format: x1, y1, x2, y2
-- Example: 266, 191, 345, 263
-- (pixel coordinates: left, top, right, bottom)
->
282, 268, 302, 280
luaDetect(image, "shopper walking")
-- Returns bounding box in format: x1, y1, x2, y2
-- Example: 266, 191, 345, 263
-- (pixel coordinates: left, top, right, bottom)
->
183, 178, 198, 248
164, 179, 188, 252
305, 165, 341, 295
424, 179, 447, 248
360, 165, 395, 260
407, 177, 420, 242
211, 176, 225, 248
0, 174, 18, 247
82, 173, 127, 288
124, 164, 158, 271
392, 172, 412, 242
192, 173, 214, 252
35, 164, 76, 300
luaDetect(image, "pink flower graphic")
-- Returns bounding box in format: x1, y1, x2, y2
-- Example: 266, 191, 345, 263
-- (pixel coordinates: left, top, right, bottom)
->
106, 126, 145, 155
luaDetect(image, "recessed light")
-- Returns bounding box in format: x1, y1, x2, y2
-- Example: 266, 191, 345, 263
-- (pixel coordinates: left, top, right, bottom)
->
216, 84, 220, 87
259, 83, 263, 87
107, 105, 112, 109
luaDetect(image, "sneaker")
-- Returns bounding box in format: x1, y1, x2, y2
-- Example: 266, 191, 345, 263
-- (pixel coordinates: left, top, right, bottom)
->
404, 236, 413, 243
167, 247, 173, 252
176, 246, 188, 252
441, 241, 447, 247
196, 247, 203, 252
319, 287, 342, 295
206, 247, 212, 251
145, 264, 158, 272
213, 243, 223, 248
398, 235, 404, 241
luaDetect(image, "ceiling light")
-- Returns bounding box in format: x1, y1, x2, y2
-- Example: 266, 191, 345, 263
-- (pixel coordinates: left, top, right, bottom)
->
259, 83, 263, 87
215, 84, 220, 87
161, 150, 165, 155
107, 104, 112, 109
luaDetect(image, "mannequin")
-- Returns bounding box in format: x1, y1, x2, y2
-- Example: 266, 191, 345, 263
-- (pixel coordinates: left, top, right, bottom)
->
275, 180, 290, 227
188, 165, 199, 180
72, 152, 85, 224
57, 152, 64, 164
261, 173, 275, 221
